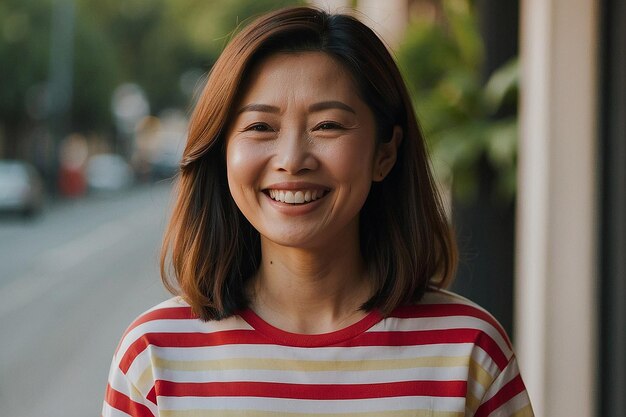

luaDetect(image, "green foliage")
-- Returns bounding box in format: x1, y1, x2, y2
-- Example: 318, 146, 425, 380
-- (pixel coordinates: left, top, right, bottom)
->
0, 0, 303, 157
74, 0, 194, 115
164, 0, 305, 60
72, 6, 121, 132
0, 0, 52, 126
397, 0, 518, 202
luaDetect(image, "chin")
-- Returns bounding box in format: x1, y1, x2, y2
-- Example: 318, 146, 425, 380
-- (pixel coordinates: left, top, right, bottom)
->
261, 234, 320, 250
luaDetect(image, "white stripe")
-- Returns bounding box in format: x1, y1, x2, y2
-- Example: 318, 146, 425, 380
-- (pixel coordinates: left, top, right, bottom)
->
108, 354, 156, 410
159, 395, 465, 413
465, 349, 493, 404
115, 316, 254, 363
480, 356, 519, 404
491, 390, 533, 416
125, 348, 154, 387
107, 366, 135, 399
107, 364, 159, 416
372, 316, 513, 359
102, 401, 134, 417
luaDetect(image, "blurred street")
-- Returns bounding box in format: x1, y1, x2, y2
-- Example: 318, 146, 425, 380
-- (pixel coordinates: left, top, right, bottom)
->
0, 183, 172, 416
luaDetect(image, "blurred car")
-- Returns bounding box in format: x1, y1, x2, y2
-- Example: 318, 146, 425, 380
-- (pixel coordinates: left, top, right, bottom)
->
85, 154, 134, 193
0, 159, 44, 217
149, 144, 182, 180
147, 129, 185, 181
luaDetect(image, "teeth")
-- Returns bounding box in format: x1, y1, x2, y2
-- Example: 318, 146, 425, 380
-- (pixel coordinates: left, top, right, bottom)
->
268, 189, 326, 204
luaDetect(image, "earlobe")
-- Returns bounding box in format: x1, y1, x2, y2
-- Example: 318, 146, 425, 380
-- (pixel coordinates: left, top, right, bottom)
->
373, 126, 403, 182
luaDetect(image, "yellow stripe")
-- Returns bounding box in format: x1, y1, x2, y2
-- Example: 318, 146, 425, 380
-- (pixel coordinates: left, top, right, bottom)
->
511, 405, 534, 417
136, 364, 154, 393
153, 356, 471, 372
468, 359, 494, 390
128, 383, 144, 404
160, 409, 464, 417
465, 393, 481, 414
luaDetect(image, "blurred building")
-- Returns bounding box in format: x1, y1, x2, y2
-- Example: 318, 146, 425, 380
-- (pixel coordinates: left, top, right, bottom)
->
309, 1, 625, 417
517, 2, 624, 417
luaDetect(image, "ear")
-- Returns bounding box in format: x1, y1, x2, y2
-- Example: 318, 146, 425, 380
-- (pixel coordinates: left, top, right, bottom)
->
372, 126, 403, 182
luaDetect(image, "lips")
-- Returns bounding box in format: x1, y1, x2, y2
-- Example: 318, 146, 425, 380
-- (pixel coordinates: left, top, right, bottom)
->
267, 189, 329, 204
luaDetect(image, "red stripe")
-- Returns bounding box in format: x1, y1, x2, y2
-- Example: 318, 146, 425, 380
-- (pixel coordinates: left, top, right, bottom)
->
119, 328, 509, 373
391, 304, 512, 349
239, 309, 383, 348
474, 374, 527, 417
115, 307, 194, 355
347, 329, 509, 370
473, 331, 509, 371
130, 307, 194, 327
119, 330, 259, 373
147, 386, 157, 405
105, 384, 154, 417
155, 380, 467, 400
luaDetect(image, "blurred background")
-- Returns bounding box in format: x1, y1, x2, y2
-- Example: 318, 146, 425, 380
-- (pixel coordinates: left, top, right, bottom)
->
0, 0, 622, 416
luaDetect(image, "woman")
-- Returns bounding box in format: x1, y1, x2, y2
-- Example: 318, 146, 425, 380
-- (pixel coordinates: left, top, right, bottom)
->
103, 7, 534, 417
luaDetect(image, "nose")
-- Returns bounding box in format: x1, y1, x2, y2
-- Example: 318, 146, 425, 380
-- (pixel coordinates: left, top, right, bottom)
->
272, 129, 318, 174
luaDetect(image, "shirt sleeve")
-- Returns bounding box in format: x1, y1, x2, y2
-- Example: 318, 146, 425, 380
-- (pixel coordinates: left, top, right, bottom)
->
102, 354, 157, 417
473, 355, 535, 417
102, 298, 190, 416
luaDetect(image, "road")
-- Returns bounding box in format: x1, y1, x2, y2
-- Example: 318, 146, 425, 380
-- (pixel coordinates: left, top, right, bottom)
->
0, 182, 174, 417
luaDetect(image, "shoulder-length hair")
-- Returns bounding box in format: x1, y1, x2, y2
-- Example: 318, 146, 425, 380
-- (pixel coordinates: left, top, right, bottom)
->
161, 6, 457, 321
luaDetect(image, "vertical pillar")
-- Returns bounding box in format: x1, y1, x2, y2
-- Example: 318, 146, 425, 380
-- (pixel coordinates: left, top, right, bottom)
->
599, 0, 626, 414
356, 0, 409, 48
516, 1, 599, 416
47, 0, 75, 191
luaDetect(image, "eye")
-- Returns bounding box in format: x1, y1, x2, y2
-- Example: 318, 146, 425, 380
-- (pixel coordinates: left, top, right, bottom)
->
313, 121, 344, 131
244, 123, 274, 132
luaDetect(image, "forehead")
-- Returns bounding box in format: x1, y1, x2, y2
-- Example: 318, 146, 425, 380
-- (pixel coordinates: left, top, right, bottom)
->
238, 51, 360, 102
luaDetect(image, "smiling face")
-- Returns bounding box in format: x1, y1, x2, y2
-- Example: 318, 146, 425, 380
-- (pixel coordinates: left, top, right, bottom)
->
225, 52, 392, 250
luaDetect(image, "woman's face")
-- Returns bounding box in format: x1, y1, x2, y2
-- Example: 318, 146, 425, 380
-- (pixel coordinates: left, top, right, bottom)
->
225, 52, 389, 250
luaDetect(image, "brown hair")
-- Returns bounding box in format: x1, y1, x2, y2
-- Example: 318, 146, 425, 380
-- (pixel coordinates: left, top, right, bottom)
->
161, 6, 457, 321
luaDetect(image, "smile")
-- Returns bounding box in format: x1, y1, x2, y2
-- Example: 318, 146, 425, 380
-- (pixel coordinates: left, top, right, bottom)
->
267, 189, 328, 204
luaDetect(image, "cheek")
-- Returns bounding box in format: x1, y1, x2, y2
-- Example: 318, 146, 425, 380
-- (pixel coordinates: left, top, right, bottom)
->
226, 141, 266, 192
326, 141, 376, 181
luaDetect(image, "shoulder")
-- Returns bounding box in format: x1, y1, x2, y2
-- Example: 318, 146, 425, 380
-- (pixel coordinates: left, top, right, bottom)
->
391, 288, 508, 325
104, 298, 254, 414
111, 297, 252, 376
382, 289, 515, 368
390, 291, 533, 416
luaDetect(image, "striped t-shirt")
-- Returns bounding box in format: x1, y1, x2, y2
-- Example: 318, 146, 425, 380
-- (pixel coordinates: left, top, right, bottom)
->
103, 290, 534, 417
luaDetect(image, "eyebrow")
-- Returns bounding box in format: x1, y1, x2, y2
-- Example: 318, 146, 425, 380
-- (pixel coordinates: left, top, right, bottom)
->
236, 101, 356, 115
309, 101, 356, 114
237, 103, 280, 114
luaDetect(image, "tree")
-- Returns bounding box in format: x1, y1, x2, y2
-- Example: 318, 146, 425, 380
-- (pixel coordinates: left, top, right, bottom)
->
0, 0, 53, 157
396, 0, 519, 335
0, 0, 303, 163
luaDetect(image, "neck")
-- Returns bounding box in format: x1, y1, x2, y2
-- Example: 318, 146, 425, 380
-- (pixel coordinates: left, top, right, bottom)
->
248, 234, 372, 334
